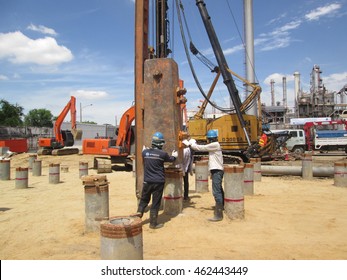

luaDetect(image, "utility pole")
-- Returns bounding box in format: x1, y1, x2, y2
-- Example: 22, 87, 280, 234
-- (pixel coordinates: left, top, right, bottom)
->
80, 102, 93, 123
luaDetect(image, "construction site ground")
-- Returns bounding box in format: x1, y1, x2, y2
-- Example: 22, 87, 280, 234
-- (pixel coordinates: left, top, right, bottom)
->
1, 152, 347, 260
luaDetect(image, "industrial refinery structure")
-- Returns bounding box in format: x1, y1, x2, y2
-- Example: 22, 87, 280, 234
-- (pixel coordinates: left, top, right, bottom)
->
186, 64, 347, 131
258, 65, 347, 129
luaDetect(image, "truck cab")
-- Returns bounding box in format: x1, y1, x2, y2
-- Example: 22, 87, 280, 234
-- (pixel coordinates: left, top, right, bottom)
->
271, 129, 306, 154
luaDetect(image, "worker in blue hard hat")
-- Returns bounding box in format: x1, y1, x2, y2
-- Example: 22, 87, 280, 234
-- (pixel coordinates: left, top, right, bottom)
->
187, 129, 224, 222
134, 131, 177, 229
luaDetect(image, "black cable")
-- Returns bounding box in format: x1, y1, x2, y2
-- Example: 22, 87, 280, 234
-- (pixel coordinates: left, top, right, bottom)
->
175, 0, 237, 113
170, 0, 175, 59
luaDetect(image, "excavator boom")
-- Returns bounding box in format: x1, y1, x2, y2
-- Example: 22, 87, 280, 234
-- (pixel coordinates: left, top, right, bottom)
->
54, 96, 76, 143
115, 105, 135, 148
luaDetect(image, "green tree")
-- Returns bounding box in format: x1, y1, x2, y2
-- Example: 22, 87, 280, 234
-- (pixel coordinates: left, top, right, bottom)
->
0, 99, 24, 126
81, 120, 97, 124
24, 109, 53, 127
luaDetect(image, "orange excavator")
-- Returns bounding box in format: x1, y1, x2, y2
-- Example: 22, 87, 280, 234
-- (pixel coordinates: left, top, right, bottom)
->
38, 96, 82, 155
82, 105, 135, 166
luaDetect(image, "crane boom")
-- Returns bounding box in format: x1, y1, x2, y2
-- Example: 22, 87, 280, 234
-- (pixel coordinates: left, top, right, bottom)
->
195, 0, 251, 146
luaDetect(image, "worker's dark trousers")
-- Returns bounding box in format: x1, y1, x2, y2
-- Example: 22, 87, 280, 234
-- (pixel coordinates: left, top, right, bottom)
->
211, 169, 224, 205
138, 182, 164, 212
183, 173, 189, 199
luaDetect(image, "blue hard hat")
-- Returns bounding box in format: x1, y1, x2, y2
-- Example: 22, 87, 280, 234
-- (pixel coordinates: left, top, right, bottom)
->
152, 132, 164, 142
152, 132, 165, 148
206, 130, 218, 139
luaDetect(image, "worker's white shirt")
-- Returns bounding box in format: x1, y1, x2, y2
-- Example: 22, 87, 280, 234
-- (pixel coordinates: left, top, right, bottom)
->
191, 142, 223, 171
183, 147, 192, 173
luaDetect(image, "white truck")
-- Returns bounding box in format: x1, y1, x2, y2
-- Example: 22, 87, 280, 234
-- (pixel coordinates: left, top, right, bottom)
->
313, 130, 347, 152
272, 121, 347, 154
271, 129, 306, 154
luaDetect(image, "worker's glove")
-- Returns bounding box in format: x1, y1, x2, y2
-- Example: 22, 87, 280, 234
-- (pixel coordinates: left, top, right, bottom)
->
182, 139, 190, 146
171, 150, 178, 158
189, 139, 197, 146
142, 145, 147, 151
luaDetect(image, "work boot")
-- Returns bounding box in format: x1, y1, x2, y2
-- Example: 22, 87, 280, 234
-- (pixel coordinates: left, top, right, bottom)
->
208, 203, 223, 222
149, 210, 163, 229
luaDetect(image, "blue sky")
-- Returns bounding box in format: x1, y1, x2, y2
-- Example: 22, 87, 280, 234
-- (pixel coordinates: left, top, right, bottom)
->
1, 0, 347, 125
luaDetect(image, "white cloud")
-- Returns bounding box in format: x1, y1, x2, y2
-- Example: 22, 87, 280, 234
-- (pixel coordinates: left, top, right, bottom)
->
264, 73, 294, 85
304, 57, 312, 64
256, 19, 302, 52
257, 29, 294, 51
0, 74, 9, 80
224, 44, 244, 55
261, 73, 297, 107
199, 42, 246, 58
0, 31, 73, 65
266, 13, 287, 26
27, 24, 57, 36
323, 72, 347, 92
71, 89, 109, 99
275, 20, 302, 33
259, 2, 341, 52
305, 3, 342, 21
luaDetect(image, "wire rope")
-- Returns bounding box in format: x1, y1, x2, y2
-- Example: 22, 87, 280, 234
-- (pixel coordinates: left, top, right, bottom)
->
175, 0, 238, 113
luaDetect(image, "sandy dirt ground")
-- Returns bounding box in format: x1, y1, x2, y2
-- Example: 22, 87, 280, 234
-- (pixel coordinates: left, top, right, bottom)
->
1, 152, 347, 260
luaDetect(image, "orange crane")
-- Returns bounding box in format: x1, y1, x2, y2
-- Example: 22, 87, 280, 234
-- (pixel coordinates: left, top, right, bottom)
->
38, 96, 82, 155
82, 105, 135, 166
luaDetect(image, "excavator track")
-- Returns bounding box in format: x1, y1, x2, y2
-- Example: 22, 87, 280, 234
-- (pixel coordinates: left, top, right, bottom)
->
51, 148, 80, 156
37, 148, 52, 155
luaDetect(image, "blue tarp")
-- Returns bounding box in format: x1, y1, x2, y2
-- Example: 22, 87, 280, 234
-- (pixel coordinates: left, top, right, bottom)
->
316, 130, 347, 138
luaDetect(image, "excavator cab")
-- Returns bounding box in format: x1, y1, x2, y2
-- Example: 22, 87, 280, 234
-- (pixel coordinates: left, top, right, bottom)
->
61, 130, 74, 147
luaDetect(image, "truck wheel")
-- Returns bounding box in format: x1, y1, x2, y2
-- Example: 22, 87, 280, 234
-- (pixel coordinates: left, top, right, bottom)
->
292, 147, 304, 155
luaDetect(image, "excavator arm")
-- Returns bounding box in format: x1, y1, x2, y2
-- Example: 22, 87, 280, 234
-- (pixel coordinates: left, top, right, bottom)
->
54, 96, 77, 144
115, 105, 135, 152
